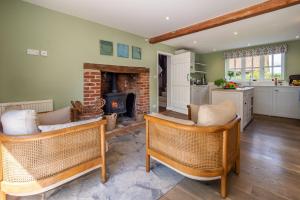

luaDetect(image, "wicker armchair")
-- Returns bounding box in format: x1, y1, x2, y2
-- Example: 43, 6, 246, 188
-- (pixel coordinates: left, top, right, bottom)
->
144, 112, 240, 198
0, 119, 107, 200
71, 98, 106, 121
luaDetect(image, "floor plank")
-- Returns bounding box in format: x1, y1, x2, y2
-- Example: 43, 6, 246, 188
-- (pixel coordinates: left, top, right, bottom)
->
159, 112, 300, 200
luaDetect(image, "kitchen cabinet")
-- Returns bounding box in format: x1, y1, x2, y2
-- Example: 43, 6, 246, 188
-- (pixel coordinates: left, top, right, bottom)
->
253, 86, 273, 115
253, 86, 300, 119
191, 85, 209, 105
273, 87, 300, 119
211, 88, 254, 131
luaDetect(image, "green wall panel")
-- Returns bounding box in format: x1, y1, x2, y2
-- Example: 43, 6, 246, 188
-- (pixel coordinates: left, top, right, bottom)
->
0, 0, 174, 111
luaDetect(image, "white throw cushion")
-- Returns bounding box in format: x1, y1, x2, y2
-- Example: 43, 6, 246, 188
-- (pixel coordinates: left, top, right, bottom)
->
150, 113, 195, 125
38, 106, 71, 125
197, 101, 236, 126
38, 117, 102, 132
1, 110, 39, 135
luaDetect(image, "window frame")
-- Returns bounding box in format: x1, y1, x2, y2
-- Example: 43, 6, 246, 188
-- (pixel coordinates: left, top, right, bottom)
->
225, 53, 285, 82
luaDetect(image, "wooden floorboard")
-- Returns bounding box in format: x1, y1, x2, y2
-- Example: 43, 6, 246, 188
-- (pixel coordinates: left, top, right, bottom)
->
159, 112, 300, 200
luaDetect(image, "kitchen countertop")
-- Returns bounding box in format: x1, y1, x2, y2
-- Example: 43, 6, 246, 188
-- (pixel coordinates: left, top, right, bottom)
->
212, 87, 254, 92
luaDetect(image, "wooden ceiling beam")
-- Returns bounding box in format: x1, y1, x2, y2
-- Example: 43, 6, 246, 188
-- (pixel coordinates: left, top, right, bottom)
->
149, 0, 300, 44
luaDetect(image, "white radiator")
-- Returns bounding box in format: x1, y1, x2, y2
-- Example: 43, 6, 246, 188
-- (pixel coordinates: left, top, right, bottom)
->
0, 99, 53, 116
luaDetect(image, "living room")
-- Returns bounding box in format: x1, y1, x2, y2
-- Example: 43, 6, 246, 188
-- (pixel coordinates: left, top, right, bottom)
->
0, 0, 300, 200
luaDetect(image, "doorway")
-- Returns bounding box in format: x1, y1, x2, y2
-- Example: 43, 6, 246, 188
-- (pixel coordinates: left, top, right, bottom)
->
157, 52, 171, 112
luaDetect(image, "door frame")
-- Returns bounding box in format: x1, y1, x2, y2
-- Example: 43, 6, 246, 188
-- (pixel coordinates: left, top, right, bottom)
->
157, 51, 173, 113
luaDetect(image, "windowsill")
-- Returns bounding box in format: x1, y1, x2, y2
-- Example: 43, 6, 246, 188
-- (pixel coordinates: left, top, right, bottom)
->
233, 80, 289, 87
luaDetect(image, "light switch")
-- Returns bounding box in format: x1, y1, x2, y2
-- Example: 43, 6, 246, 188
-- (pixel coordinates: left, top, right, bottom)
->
41, 50, 48, 57
27, 49, 39, 56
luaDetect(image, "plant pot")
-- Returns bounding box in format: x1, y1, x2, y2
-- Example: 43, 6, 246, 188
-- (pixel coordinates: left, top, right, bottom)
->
105, 113, 117, 131
136, 113, 144, 122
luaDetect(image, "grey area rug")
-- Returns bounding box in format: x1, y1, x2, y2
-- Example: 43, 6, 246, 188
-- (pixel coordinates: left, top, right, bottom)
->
15, 128, 183, 200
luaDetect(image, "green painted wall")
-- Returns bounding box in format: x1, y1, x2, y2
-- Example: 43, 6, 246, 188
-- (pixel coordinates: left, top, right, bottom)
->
0, 0, 174, 111
197, 40, 300, 82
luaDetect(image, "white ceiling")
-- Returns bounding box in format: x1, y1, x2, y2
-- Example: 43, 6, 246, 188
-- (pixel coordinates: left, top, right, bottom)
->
23, 0, 300, 53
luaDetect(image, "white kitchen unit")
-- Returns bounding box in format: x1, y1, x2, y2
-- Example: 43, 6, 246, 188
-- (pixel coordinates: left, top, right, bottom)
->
191, 85, 209, 105
168, 51, 193, 114
254, 86, 300, 119
211, 87, 254, 131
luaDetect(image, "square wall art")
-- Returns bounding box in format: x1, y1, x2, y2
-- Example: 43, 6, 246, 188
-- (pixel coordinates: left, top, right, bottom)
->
117, 43, 129, 58
100, 40, 113, 56
132, 46, 142, 60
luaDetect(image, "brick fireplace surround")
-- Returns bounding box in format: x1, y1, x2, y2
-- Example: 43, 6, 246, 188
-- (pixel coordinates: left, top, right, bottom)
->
83, 63, 150, 114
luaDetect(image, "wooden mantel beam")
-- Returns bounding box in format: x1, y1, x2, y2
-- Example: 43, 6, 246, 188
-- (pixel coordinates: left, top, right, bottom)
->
149, 0, 300, 44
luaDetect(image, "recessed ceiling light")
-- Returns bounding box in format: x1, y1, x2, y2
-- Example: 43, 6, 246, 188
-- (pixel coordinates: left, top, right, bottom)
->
165, 16, 170, 21
234, 32, 238, 35
145, 38, 149, 42
247, 43, 251, 46
193, 40, 197, 44
296, 35, 300, 39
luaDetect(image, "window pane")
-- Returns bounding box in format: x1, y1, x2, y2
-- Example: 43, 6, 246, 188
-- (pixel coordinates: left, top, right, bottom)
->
264, 55, 272, 66
229, 59, 235, 69
274, 54, 282, 66
264, 67, 272, 80
253, 56, 260, 68
245, 57, 252, 68
227, 70, 235, 80
235, 69, 242, 80
273, 67, 282, 79
253, 68, 260, 80
245, 68, 252, 80
236, 58, 242, 68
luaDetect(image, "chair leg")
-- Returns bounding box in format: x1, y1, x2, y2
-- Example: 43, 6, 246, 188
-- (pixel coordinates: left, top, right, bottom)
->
101, 166, 107, 183
0, 191, 6, 200
146, 154, 150, 172
234, 156, 240, 175
220, 175, 227, 198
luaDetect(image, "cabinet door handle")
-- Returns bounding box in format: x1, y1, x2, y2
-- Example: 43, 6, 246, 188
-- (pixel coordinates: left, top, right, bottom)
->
274, 89, 279, 92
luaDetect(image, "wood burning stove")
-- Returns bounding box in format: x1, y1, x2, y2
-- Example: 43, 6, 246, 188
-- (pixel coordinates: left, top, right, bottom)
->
103, 73, 127, 114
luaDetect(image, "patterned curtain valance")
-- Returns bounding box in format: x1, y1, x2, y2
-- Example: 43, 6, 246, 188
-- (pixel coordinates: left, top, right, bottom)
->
224, 44, 288, 59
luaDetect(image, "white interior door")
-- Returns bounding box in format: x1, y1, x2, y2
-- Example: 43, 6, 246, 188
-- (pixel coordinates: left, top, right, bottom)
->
169, 52, 191, 114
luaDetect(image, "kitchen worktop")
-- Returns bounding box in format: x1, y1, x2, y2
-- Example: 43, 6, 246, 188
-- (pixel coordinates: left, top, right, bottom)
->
212, 87, 254, 92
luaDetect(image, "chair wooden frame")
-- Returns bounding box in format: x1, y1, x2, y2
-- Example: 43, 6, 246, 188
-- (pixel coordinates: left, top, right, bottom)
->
0, 119, 107, 200
144, 113, 240, 198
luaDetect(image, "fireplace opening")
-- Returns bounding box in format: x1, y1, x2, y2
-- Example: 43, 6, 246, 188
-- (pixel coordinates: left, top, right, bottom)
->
103, 73, 137, 118
125, 93, 136, 118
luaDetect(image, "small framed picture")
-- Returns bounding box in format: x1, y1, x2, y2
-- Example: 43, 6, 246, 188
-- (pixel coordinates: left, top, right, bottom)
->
100, 40, 113, 56
132, 46, 142, 60
117, 43, 129, 58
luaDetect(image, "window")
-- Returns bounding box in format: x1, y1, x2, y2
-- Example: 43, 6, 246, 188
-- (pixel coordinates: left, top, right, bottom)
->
225, 53, 285, 81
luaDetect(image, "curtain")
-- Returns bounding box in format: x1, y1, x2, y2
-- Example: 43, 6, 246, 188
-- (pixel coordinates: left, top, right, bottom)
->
224, 44, 287, 59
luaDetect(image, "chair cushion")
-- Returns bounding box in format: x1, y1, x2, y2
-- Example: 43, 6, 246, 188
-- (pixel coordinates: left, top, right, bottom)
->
38, 107, 71, 125
38, 117, 102, 132
197, 101, 236, 126
189, 104, 200, 123
150, 113, 195, 125
1, 110, 39, 135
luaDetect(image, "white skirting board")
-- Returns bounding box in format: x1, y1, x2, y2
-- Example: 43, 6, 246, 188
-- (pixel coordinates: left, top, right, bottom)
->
0, 99, 53, 116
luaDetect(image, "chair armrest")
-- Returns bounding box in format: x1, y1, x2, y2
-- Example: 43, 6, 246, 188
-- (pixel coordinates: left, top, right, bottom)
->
0, 119, 107, 184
